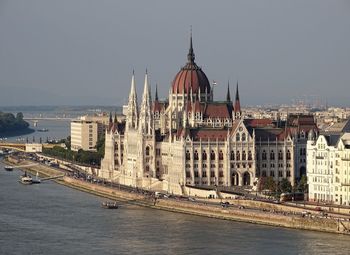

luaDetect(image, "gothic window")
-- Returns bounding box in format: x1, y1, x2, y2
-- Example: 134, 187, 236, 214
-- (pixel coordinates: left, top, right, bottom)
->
194, 150, 199, 160
230, 151, 235, 160
303, 148, 306, 156
278, 171, 283, 177
146, 146, 150, 156
270, 171, 275, 177
236, 151, 240, 161
194, 171, 199, 178
262, 150, 267, 160
210, 150, 215, 160
270, 150, 275, 160
186, 150, 190, 160
186, 171, 191, 178
219, 171, 224, 177
286, 170, 291, 177
278, 150, 283, 160
145, 165, 150, 172
242, 151, 246, 160
242, 133, 246, 142
219, 150, 224, 160
210, 171, 215, 177
286, 150, 291, 160
202, 150, 207, 160
248, 151, 252, 160
202, 171, 207, 177
236, 133, 240, 141
262, 171, 267, 177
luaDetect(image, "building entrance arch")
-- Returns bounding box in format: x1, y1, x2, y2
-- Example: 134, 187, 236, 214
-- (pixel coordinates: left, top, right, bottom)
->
243, 172, 251, 186
231, 171, 239, 186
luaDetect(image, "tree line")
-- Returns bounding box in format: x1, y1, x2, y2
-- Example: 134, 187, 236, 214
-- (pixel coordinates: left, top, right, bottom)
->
0, 112, 30, 132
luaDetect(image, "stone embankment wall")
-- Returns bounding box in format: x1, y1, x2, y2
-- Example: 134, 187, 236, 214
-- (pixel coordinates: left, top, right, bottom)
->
63, 177, 349, 234
5, 156, 350, 235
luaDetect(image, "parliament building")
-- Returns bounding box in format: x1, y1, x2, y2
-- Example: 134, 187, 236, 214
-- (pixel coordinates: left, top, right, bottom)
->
99, 36, 317, 195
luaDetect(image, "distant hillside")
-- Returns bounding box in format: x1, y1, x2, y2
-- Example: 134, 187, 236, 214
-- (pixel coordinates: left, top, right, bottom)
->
0, 111, 33, 134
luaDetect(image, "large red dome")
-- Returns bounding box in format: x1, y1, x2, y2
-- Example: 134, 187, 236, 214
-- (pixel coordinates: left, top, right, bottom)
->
171, 37, 211, 94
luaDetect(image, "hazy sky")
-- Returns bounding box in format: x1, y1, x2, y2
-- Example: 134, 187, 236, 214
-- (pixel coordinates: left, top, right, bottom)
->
0, 0, 349, 106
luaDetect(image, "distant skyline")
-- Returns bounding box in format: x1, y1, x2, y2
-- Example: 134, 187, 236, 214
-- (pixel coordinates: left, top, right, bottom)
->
0, 0, 349, 106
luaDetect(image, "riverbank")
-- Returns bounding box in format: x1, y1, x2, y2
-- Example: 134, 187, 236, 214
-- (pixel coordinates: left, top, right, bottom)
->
0, 127, 35, 139
3, 156, 350, 235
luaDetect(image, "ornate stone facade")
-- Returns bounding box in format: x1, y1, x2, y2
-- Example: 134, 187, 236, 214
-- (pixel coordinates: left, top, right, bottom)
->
99, 36, 317, 195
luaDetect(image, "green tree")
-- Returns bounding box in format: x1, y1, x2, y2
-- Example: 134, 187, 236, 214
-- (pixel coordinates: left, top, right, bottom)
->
297, 175, 308, 193
264, 176, 277, 192
95, 135, 105, 158
279, 178, 292, 193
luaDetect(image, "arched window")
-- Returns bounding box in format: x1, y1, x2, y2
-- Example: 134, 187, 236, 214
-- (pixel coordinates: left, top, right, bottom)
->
202, 150, 207, 160
300, 148, 303, 156
248, 151, 252, 160
145, 165, 150, 172
146, 146, 150, 156
242, 151, 246, 160
286, 150, 291, 160
262, 150, 267, 160
242, 133, 246, 142
236, 133, 240, 141
230, 151, 235, 160
270, 150, 275, 160
210, 150, 215, 160
278, 150, 283, 160
303, 148, 306, 156
186, 150, 190, 160
194, 150, 199, 160
236, 151, 240, 161
219, 150, 224, 160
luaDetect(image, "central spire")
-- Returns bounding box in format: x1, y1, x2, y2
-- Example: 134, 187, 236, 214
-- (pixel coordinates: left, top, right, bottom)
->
187, 28, 195, 64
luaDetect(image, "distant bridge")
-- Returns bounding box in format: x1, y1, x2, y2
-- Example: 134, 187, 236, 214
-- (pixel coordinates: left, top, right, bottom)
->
24, 117, 73, 121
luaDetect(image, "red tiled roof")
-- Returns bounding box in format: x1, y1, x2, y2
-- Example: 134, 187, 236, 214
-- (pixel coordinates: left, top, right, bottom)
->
203, 103, 233, 118
244, 119, 274, 128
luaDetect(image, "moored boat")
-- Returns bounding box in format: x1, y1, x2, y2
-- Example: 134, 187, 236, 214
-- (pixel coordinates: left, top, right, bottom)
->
101, 201, 119, 209
20, 175, 33, 185
4, 166, 14, 171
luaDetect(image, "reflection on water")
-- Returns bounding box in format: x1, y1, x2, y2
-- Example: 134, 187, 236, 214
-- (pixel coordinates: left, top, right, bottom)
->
0, 162, 349, 255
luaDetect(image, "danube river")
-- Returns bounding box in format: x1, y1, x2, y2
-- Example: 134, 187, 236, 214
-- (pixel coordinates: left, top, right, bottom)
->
2, 119, 70, 143
1, 163, 350, 255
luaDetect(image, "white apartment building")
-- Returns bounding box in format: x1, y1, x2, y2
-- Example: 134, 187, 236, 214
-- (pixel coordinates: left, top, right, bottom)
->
307, 125, 350, 205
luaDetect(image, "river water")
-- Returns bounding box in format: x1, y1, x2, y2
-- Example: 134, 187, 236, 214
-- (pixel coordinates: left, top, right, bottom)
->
0, 162, 350, 255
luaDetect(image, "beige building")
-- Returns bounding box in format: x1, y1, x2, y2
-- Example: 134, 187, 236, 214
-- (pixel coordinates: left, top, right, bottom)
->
71, 120, 98, 151
307, 119, 350, 205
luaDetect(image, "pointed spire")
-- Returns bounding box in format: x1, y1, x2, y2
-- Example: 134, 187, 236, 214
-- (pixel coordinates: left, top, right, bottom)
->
155, 83, 159, 101
234, 81, 241, 118
235, 81, 240, 101
187, 27, 195, 64
126, 70, 138, 130
109, 112, 112, 123
114, 112, 118, 123
226, 80, 231, 101
143, 70, 149, 99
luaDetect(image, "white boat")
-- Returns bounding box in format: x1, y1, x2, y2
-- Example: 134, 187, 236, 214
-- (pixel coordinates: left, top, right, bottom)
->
4, 166, 14, 171
19, 171, 41, 185
20, 175, 33, 185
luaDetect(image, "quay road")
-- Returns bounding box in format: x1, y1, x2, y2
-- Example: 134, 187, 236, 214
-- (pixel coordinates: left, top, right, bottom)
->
6, 152, 350, 225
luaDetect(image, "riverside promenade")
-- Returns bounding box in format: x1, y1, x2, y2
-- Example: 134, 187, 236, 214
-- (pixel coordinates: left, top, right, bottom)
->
4, 156, 350, 235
